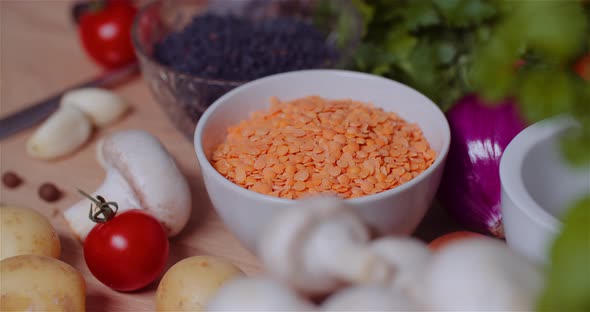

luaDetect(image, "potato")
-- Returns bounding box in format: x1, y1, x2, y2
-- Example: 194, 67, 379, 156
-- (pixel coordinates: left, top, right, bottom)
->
156, 256, 244, 311
0, 206, 61, 260
0, 254, 86, 311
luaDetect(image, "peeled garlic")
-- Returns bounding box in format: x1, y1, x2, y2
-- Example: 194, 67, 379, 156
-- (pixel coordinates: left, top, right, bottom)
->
26, 106, 91, 160
61, 88, 127, 127
26, 88, 128, 160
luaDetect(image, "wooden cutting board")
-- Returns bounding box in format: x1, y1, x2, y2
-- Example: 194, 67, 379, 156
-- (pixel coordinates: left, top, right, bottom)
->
0, 1, 461, 311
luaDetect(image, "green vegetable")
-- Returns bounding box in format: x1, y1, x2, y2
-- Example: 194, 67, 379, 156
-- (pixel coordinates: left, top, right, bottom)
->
537, 195, 590, 311
470, 0, 590, 166
344, 0, 499, 110
331, 0, 589, 164
322, 2, 589, 309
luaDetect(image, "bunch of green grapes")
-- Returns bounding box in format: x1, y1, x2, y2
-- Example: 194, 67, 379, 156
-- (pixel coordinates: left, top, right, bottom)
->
470, 1, 590, 166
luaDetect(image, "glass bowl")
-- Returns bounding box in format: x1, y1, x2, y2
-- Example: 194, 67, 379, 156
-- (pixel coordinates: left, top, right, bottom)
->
131, 0, 362, 139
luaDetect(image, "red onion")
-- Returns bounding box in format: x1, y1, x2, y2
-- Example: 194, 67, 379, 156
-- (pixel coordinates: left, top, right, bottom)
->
438, 95, 526, 238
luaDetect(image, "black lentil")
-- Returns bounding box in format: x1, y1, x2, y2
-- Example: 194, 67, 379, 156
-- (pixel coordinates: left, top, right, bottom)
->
154, 14, 338, 81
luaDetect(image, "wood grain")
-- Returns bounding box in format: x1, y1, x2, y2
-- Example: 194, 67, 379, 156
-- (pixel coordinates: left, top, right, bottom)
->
1, 1, 261, 311
0, 1, 461, 311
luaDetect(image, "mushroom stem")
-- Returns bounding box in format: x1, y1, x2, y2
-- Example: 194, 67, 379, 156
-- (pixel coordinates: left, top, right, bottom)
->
63, 130, 192, 242
64, 170, 139, 240
258, 196, 394, 295
305, 219, 393, 286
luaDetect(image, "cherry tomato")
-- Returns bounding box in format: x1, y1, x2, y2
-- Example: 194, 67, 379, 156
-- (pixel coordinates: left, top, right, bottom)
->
575, 54, 590, 81
428, 231, 485, 251
84, 209, 169, 291
78, 0, 137, 68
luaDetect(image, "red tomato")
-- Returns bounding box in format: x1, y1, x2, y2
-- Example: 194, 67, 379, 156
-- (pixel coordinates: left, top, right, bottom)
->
575, 54, 590, 81
428, 231, 485, 251
84, 209, 169, 291
78, 0, 137, 68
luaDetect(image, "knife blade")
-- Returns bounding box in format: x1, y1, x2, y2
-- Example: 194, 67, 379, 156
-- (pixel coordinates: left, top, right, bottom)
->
0, 62, 139, 140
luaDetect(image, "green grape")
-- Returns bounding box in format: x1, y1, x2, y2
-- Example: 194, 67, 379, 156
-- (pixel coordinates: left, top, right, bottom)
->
518, 68, 576, 122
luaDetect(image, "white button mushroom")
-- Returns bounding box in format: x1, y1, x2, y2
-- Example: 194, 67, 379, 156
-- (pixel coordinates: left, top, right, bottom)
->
370, 237, 432, 297
257, 196, 393, 296
63, 130, 191, 241
422, 238, 544, 311
206, 277, 316, 311
321, 285, 422, 311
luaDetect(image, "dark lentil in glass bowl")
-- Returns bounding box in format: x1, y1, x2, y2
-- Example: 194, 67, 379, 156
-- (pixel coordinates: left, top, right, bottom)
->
131, 0, 361, 139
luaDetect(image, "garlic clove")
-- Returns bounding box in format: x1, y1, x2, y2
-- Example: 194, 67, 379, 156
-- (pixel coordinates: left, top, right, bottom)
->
60, 88, 128, 127
26, 106, 92, 160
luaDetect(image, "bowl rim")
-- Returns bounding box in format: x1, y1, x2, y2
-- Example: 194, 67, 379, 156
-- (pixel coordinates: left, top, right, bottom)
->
130, 0, 359, 88
193, 69, 451, 205
499, 116, 576, 232
131, 0, 252, 88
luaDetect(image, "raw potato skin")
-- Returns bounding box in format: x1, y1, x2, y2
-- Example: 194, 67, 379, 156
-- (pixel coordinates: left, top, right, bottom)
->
0, 206, 61, 261
0, 255, 86, 311
156, 256, 243, 311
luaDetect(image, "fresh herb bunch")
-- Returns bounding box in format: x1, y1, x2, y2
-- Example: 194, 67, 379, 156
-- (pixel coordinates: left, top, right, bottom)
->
470, 1, 590, 166
333, 2, 590, 309
348, 0, 499, 111
345, 0, 589, 165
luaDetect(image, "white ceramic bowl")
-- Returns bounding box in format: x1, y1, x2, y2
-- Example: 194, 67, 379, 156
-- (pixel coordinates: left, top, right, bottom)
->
194, 70, 451, 251
500, 116, 589, 265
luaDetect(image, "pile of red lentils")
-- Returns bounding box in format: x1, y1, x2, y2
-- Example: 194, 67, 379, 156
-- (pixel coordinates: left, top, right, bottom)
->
211, 96, 436, 199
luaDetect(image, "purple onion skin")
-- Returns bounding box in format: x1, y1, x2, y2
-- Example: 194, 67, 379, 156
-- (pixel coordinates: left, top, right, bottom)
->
437, 94, 527, 238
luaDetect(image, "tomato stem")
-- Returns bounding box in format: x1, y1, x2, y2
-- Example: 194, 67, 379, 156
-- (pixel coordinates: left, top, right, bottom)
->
78, 189, 119, 223
88, 0, 107, 13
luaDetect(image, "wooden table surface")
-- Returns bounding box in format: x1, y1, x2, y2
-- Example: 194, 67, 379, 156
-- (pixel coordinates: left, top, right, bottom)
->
0, 1, 461, 311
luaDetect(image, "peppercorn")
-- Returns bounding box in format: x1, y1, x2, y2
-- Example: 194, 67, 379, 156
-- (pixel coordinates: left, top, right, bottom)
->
2, 171, 23, 188
38, 183, 62, 202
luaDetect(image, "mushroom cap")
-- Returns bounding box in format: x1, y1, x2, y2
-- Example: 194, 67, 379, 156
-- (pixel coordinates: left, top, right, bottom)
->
422, 238, 543, 310
321, 285, 421, 311
206, 277, 315, 311
99, 130, 191, 236
258, 196, 370, 294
